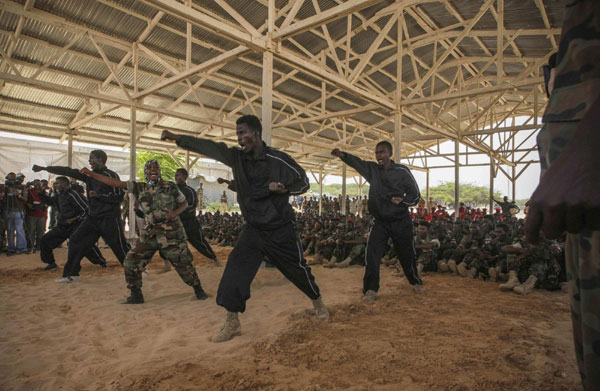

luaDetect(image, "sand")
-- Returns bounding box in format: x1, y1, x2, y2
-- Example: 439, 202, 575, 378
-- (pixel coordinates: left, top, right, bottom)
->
0, 246, 581, 391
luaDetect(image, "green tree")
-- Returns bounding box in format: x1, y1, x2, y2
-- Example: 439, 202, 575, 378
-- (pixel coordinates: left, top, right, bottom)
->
308, 183, 370, 197
135, 151, 183, 181
429, 182, 502, 207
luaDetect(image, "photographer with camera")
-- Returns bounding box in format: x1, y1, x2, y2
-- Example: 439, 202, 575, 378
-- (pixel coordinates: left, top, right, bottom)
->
3, 172, 28, 256
25, 179, 48, 253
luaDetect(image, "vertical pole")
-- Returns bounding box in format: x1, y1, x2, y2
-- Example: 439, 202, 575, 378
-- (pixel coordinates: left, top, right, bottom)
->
185, 150, 190, 171
129, 105, 137, 240
394, 11, 404, 161
186, 0, 192, 70
497, 0, 504, 87
454, 99, 460, 220
318, 168, 323, 216
454, 140, 459, 220
341, 165, 347, 216
511, 132, 516, 201
261, 0, 274, 145
359, 177, 363, 197
489, 136, 494, 212
67, 132, 73, 167
426, 169, 430, 207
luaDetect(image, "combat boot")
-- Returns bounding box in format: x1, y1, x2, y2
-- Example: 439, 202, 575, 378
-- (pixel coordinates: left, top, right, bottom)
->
193, 284, 208, 300
311, 297, 330, 320
489, 266, 502, 282
123, 286, 144, 304
211, 311, 241, 343
335, 257, 352, 268
324, 256, 337, 268
513, 275, 537, 295
457, 262, 468, 277
447, 260, 458, 274
488, 267, 498, 282
313, 253, 322, 265
499, 270, 521, 291
394, 263, 405, 277
438, 260, 449, 273
362, 289, 377, 302
466, 267, 477, 279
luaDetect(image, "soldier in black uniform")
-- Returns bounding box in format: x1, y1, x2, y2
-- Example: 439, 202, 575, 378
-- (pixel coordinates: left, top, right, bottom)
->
161, 114, 329, 343
332, 141, 423, 301
38, 176, 106, 273
175, 168, 219, 266
32, 149, 130, 282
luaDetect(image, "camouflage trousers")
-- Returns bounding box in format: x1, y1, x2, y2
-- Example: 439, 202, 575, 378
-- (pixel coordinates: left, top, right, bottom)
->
526, 258, 561, 291
347, 244, 365, 265
417, 252, 438, 272
123, 229, 200, 289
566, 230, 600, 391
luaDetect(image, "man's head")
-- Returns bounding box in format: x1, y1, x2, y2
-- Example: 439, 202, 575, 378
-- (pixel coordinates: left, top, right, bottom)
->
41, 179, 48, 189
175, 168, 188, 185
236, 115, 262, 154
417, 221, 429, 236
144, 160, 161, 185
375, 141, 393, 166
55, 176, 70, 192
503, 196, 508, 202
89, 150, 107, 170
32, 179, 41, 191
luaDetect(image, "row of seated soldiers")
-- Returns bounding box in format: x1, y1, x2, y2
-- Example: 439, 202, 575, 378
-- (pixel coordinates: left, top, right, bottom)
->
196, 210, 565, 296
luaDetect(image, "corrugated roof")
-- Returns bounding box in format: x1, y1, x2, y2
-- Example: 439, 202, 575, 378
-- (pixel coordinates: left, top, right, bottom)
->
0, 0, 561, 172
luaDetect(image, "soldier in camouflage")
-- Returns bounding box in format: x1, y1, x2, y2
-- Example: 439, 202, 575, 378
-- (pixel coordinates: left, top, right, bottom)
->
80, 160, 208, 304
414, 221, 440, 273
526, 2, 600, 387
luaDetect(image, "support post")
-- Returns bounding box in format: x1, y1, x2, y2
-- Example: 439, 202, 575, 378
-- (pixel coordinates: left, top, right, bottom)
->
426, 169, 430, 208
318, 167, 323, 216
261, 51, 273, 145
128, 105, 137, 240
454, 139, 459, 220
67, 132, 73, 167
261, 0, 274, 145
185, 150, 190, 171
341, 165, 347, 216
489, 136, 494, 212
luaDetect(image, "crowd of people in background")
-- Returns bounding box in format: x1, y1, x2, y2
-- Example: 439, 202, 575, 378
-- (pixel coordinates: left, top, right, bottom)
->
0, 169, 563, 298
201, 191, 565, 297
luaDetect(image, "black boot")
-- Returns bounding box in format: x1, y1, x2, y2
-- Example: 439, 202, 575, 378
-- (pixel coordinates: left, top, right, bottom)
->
43, 262, 58, 271
194, 284, 208, 300
123, 286, 144, 304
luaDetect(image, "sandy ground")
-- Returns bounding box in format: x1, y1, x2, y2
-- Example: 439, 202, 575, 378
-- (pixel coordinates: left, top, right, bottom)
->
0, 245, 582, 391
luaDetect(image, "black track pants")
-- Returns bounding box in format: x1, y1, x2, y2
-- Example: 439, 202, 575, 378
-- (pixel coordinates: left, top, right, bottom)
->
40, 222, 105, 265
364, 218, 422, 293
216, 223, 320, 313
63, 215, 130, 277
181, 217, 216, 260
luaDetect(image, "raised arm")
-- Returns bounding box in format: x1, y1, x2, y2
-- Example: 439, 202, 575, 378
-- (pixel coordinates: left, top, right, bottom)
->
80, 168, 127, 189
331, 149, 373, 183
32, 164, 87, 181
161, 130, 236, 167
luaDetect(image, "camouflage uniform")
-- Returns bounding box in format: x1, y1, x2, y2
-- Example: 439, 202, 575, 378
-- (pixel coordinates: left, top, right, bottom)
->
523, 241, 561, 291
123, 180, 200, 289
415, 234, 440, 272
537, 2, 600, 388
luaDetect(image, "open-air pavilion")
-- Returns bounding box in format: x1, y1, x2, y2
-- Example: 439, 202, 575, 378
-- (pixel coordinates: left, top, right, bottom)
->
0, 0, 562, 212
